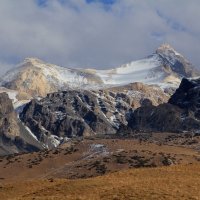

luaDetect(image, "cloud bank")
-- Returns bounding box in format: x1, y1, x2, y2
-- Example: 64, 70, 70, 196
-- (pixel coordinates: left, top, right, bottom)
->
0, 0, 200, 75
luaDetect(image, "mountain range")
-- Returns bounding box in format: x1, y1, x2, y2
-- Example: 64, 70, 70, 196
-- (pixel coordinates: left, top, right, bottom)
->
0, 44, 200, 154
0, 44, 199, 102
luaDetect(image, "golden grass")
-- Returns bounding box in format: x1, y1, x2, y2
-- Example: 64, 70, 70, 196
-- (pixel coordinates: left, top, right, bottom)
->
1, 164, 200, 200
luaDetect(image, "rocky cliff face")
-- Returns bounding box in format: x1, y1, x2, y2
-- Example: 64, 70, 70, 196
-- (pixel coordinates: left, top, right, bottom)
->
0, 92, 20, 138
126, 77, 200, 133
156, 44, 200, 78
18, 80, 170, 148
168, 78, 200, 118
19, 90, 131, 147
0, 92, 40, 155
126, 103, 200, 133
19, 83, 171, 148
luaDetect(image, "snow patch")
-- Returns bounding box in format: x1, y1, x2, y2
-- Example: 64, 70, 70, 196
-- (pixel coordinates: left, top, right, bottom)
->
54, 111, 66, 120
45, 135, 61, 149
23, 123, 39, 142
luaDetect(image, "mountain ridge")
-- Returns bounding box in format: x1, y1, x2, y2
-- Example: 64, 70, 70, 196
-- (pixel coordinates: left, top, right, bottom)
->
1, 44, 199, 101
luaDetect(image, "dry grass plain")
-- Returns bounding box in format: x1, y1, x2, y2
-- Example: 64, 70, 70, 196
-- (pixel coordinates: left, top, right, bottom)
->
0, 164, 200, 200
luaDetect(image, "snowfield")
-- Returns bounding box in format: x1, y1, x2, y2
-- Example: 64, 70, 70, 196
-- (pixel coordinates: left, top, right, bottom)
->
93, 54, 165, 85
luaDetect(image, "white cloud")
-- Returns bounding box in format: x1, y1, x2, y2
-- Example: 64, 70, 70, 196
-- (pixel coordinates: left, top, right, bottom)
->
0, 0, 200, 75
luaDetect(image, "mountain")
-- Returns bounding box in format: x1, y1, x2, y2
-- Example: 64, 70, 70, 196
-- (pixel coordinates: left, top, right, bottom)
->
156, 44, 200, 77
86, 44, 199, 87
19, 89, 131, 148
0, 58, 103, 100
21, 76, 200, 149
125, 77, 200, 133
18, 81, 170, 148
1, 44, 199, 100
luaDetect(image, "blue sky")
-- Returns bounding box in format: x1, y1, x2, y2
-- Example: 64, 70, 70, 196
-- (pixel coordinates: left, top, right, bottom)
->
37, 0, 47, 6
0, 0, 200, 75
86, 0, 116, 4
37, 0, 117, 7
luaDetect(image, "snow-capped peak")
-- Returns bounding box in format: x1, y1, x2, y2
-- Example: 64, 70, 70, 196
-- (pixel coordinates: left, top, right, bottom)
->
1, 44, 199, 100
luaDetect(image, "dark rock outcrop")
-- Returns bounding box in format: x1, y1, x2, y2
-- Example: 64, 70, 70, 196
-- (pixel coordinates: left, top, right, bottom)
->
168, 78, 200, 118
126, 77, 200, 133
126, 103, 200, 133
20, 90, 131, 146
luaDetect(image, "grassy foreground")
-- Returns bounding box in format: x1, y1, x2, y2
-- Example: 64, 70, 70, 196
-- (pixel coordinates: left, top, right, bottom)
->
1, 164, 200, 200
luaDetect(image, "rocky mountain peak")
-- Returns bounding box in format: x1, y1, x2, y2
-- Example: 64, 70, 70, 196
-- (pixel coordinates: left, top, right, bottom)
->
156, 43, 177, 53
23, 57, 45, 65
155, 44, 200, 78
24, 57, 44, 63
156, 43, 183, 61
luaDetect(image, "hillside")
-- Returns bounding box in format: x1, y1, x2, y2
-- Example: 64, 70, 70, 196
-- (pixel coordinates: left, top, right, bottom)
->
0, 164, 200, 199
0, 134, 200, 181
